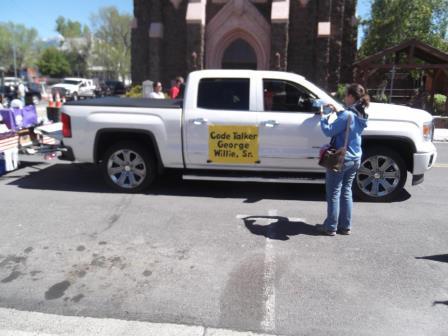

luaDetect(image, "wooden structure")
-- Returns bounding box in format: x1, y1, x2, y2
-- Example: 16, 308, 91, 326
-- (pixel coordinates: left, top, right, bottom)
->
354, 39, 448, 114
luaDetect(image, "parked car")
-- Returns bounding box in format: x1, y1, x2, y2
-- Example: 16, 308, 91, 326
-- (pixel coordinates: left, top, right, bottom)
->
26, 82, 49, 105
93, 79, 112, 98
60, 70, 437, 202
52, 78, 96, 101
3, 77, 21, 87
105, 80, 126, 96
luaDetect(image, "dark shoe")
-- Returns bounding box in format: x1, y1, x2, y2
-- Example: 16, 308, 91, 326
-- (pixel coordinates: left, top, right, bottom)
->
316, 224, 336, 236
337, 228, 351, 235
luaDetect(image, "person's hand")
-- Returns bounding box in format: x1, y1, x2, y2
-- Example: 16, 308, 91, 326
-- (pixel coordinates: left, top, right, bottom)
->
324, 104, 337, 113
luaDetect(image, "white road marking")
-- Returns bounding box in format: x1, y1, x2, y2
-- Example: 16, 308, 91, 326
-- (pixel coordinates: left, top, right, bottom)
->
261, 210, 277, 332
433, 163, 448, 168
237, 211, 307, 333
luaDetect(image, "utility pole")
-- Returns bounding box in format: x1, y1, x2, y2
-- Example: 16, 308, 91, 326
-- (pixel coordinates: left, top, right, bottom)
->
12, 26, 18, 79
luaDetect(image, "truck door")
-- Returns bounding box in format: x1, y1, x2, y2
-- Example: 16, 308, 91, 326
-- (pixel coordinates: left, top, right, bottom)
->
184, 77, 259, 169
256, 78, 328, 170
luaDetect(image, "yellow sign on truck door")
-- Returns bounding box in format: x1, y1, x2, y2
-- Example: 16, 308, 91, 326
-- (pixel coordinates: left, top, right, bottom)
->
208, 125, 259, 164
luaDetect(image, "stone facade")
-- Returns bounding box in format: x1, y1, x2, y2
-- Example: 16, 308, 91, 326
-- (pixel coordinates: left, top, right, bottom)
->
132, 0, 358, 91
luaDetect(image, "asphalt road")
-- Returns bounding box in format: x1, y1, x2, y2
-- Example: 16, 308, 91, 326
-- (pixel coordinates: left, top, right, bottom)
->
0, 143, 447, 336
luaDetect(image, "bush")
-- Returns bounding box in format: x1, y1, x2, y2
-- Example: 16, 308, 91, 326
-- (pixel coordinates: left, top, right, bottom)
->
335, 84, 346, 102
434, 94, 447, 115
126, 85, 142, 98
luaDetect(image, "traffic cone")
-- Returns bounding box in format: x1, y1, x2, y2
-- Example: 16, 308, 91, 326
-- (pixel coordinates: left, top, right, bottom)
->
55, 91, 61, 108
48, 93, 54, 107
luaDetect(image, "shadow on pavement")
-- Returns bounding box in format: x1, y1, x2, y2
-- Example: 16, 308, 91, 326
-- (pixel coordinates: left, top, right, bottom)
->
243, 216, 319, 240
433, 300, 448, 306
416, 254, 448, 263
6, 162, 411, 203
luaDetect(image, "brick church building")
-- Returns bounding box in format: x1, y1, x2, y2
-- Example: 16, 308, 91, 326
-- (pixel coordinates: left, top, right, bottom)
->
131, 0, 357, 91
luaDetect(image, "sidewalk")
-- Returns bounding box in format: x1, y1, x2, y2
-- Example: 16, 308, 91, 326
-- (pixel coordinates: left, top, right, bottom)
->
434, 128, 448, 142
0, 308, 282, 336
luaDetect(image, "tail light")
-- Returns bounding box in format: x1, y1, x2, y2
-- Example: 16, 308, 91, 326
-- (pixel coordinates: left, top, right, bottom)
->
61, 112, 72, 138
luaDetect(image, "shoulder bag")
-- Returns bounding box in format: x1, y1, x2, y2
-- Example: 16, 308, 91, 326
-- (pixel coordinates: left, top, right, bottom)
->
318, 114, 351, 172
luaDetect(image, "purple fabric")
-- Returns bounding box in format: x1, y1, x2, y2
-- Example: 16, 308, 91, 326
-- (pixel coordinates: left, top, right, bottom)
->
0, 109, 19, 131
0, 106, 38, 130
21, 105, 38, 128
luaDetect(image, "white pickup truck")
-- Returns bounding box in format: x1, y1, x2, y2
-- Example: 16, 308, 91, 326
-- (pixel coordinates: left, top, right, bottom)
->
52, 78, 96, 101
60, 70, 437, 202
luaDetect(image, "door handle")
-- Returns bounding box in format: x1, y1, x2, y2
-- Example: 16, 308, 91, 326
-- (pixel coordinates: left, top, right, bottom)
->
261, 120, 279, 128
192, 118, 208, 125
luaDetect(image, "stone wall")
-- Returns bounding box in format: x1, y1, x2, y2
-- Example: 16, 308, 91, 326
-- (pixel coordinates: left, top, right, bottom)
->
162, 1, 188, 85
131, 0, 358, 90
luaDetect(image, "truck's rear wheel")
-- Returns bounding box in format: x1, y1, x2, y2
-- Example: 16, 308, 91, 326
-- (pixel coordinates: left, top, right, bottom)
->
354, 146, 407, 202
102, 141, 156, 193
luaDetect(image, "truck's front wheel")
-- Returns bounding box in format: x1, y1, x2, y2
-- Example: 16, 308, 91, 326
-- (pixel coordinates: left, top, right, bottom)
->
102, 141, 156, 193
354, 146, 407, 202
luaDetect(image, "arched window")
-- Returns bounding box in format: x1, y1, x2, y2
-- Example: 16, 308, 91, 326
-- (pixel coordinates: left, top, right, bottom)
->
221, 39, 257, 70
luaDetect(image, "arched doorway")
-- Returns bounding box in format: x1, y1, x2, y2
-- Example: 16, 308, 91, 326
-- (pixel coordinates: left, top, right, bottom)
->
205, 0, 271, 70
222, 39, 257, 69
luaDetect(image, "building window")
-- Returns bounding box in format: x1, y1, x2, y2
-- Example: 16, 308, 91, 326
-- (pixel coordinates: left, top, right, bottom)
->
198, 78, 250, 111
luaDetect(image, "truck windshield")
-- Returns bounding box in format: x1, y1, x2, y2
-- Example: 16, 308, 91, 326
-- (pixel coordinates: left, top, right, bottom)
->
63, 80, 82, 85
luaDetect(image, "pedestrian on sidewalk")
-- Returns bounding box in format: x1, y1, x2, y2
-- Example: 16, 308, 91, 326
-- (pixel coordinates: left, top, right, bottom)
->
169, 76, 184, 99
149, 82, 165, 99
316, 84, 369, 236
17, 81, 27, 105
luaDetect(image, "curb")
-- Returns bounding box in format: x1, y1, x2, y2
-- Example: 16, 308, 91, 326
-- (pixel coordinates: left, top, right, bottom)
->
0, 308, 282, 336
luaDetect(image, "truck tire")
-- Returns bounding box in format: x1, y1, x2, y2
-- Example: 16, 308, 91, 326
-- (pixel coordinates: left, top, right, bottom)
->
102, 141, 157, 193
353, 146, 407, 202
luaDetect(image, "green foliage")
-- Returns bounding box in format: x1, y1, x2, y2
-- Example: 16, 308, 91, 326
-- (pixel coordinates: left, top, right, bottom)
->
37, 47, 71, 77
335, 84, 347, 102
433, 94, 447, 115
90, 6, 132, 80
126, 85, 142, 98
56, 16, 90, 38
359, 0, 448, 58
0, 22, 41, 70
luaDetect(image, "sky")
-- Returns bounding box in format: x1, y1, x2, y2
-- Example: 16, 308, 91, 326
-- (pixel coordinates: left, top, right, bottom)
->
0, 0, 133, 40
0, 0, 371, 41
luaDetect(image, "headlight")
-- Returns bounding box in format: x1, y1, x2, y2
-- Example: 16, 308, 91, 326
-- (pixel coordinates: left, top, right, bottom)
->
422, 121, 434, 141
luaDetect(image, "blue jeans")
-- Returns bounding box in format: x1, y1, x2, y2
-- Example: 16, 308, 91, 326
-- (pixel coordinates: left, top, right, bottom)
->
324, 160, 360, 232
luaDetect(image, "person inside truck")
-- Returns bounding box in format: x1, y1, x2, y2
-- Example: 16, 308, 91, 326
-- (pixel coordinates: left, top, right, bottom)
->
316, 83, 369, 236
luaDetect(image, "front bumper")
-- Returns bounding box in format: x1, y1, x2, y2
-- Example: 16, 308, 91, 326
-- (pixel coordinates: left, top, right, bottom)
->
413, 149, 437, 175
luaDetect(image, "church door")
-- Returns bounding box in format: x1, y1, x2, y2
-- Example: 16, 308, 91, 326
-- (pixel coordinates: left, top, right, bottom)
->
221, 39, 257, 70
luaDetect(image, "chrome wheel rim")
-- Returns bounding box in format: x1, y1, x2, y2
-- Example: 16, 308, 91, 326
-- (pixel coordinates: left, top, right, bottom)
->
107, 149, 147, 189
356, 155, 401, 198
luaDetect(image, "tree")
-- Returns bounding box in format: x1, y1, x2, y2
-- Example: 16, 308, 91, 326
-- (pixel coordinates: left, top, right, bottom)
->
55, 16, 92, 77
359, 0, 448, 58
90, 6, 132, 80
56, 16, 90, 39
37, 47, 71, 77
0, 22, 41, 71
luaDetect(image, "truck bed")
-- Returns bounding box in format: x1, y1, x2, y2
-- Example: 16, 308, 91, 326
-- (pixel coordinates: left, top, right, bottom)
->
65, 97, 183, 109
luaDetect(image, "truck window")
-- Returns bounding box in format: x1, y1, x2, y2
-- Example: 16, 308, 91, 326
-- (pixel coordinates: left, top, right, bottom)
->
263, 79, 317, 112
197, 78, 250, 111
